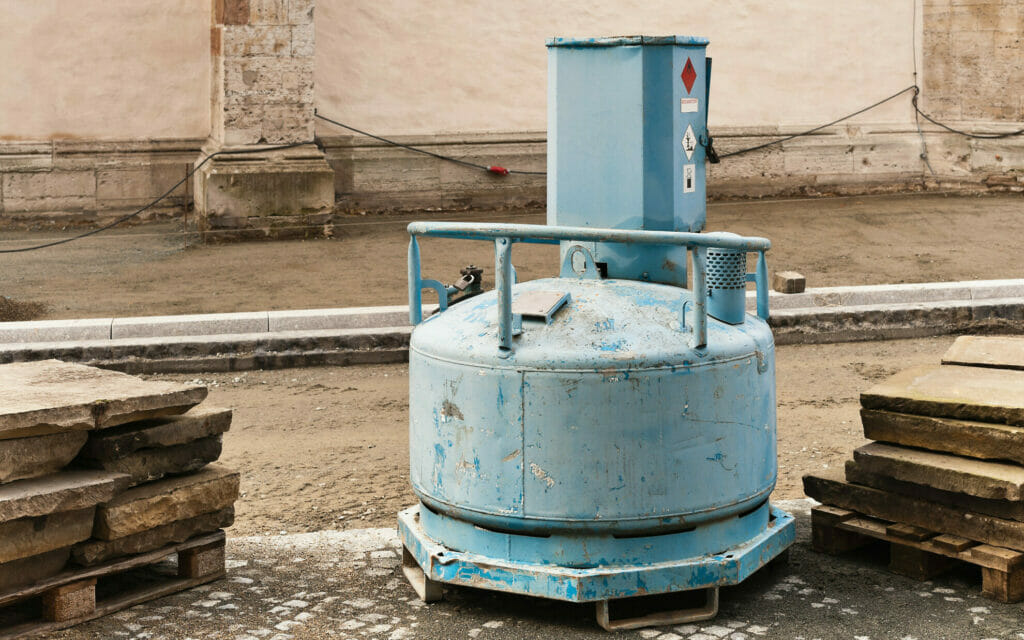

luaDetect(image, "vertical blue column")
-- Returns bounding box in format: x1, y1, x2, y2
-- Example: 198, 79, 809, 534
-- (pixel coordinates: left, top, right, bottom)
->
547, 36, 710, 287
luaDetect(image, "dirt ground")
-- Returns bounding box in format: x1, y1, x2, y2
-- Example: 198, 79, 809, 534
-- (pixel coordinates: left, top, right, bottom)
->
156, 335, 955, 537
1, 193, 1023, 320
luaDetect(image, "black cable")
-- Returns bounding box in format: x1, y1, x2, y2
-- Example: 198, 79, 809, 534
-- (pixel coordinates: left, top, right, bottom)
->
717, 85, 919, 158
315, 110, 546, 176
912, 88, 1024, 139
0, 142, 313, 254
6, 86, 1021, 255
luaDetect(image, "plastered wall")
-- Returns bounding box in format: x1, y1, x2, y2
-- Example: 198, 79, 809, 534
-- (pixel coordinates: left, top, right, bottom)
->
315, 0, 918, 136
0, 0, 210, 141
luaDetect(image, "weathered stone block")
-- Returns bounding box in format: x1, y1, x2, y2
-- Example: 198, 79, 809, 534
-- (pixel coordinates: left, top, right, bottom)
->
804, 472, 1024, 552
223, 25, 292, 57
249, 0, 287, 24
82, 406, 232, 460
288, 0, 315, 25
95, 164, 188, 205
943, 335, 1024, 371
0, 547, 71, 591
94, 465, 239, 540
772, 271, 806, 294
73, 507, 234, 566
0, 471, 128, 521
852, 442, 1024, 500
0, 508, 95, 563
80, 436, 223, 486
2, 167, 97, 213
196, 150, 333, 222
0, 360, 207, 439
2, 171, 94, 199
291, 23, 314, 57
861, 409, 1024, 465
216, 0, 250, 25
0, 431, 88, 484
861, 365, 1024, 426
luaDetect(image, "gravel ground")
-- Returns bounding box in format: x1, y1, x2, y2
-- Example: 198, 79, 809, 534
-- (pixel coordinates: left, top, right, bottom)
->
2, 193, 1023, 320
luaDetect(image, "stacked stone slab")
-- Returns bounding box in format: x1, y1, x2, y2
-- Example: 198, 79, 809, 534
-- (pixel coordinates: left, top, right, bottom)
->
804, 336, 1024, 558
0, 360, 238, 594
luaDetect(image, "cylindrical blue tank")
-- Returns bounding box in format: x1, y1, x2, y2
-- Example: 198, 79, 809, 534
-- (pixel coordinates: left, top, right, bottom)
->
409, 275, 776, 567
398, 36, 795, 624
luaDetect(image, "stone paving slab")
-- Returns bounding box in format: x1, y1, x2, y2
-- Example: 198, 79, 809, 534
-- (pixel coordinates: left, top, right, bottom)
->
845, 461, 1024, 522
95, 464, 239, 540
80, 436, 223, 487
861, 408, 1024, 465
0, 471, 129, 521
81, 406, 232, 460
0, 431, 88, 483
73, 507, 235, 566
0, 547, 71, 591
47, 501, 1024, 640
0, 507, 94, 563
0, 360, 207, 439
852, 441, 1024, 500
943, 335, 1024, 371
860, 364, 1024, 426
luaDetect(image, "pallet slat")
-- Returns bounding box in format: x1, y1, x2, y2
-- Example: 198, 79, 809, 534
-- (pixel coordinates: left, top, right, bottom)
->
812, 506, 1024, 603
0, 531, 223, 608
0, 531, 226, 640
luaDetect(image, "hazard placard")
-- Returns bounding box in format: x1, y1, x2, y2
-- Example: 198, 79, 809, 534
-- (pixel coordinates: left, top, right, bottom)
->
683, 164, 696, 193
681, 58, 697, 94
681, 124, 697, 161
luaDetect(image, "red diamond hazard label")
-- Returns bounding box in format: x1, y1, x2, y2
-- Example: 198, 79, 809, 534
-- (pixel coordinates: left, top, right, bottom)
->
681, 58, 697, 94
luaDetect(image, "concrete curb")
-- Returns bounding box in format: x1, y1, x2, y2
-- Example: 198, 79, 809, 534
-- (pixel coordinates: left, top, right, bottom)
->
0, 280, 1021, 372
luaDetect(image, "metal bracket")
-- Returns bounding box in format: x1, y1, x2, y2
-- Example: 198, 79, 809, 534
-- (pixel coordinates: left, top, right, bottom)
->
559, 244, 602, 279
595, 587, 719, 631
402, 546, 443, 603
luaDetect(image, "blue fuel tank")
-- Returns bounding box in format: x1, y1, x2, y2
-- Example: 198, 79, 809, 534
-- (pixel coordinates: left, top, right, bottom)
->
398, 35, 794, 631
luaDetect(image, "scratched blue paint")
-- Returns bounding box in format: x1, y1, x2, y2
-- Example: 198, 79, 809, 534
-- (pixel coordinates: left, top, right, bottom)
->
398, 504, 795, 603
401, 34, 793, 616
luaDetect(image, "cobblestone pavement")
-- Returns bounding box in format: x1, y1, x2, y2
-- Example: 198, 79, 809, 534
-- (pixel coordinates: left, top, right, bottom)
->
51, 500, 1024, 640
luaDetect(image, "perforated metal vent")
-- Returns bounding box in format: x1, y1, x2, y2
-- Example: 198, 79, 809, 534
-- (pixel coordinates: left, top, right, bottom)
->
706, 248, 746, 291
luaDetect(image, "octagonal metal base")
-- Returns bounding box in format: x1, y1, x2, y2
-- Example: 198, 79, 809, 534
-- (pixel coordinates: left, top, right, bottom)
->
398, 502, 795, 623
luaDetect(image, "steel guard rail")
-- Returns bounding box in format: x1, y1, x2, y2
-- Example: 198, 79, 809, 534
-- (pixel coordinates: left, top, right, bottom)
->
407, 222, 771, 351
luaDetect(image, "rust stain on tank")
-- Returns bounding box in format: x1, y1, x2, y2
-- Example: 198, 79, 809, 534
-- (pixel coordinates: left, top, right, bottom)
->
441, 400, 464, 420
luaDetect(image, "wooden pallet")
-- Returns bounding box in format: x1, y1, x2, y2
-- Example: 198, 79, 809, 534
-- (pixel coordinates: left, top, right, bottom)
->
0, 531, 226, 640
812, 505, 1024, 602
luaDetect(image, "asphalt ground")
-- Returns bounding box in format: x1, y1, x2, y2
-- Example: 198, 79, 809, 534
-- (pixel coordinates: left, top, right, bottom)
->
51, 500, 1024, 640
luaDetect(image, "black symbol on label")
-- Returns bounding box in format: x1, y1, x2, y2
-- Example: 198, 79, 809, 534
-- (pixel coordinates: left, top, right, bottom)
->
686, 175, 693, 189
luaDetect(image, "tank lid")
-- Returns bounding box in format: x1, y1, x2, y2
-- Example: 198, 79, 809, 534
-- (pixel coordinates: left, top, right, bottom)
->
546, 35, 709, 48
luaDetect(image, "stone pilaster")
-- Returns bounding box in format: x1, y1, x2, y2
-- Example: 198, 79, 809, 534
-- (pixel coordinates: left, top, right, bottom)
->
194, 0, 333, 239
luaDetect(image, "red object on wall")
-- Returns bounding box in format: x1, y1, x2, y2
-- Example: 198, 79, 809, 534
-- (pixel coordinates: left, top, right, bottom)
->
681, 58, 697, 94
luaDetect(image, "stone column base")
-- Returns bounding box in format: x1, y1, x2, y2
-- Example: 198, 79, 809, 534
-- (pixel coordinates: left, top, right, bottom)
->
193, 143, 335, 241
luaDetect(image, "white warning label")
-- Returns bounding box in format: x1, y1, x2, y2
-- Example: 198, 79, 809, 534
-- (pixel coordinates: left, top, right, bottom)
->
680, 98, 699, 113
683, 164, 696, 193
681, 124, 697, 161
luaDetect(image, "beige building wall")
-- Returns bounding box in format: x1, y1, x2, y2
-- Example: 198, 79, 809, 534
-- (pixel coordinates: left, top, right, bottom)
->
0, 0, 211, 141
0, 0, 1020, 221
315, 0, 917, 135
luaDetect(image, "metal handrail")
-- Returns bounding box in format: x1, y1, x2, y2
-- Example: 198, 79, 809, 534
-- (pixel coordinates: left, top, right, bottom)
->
408, 222, 771, 351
